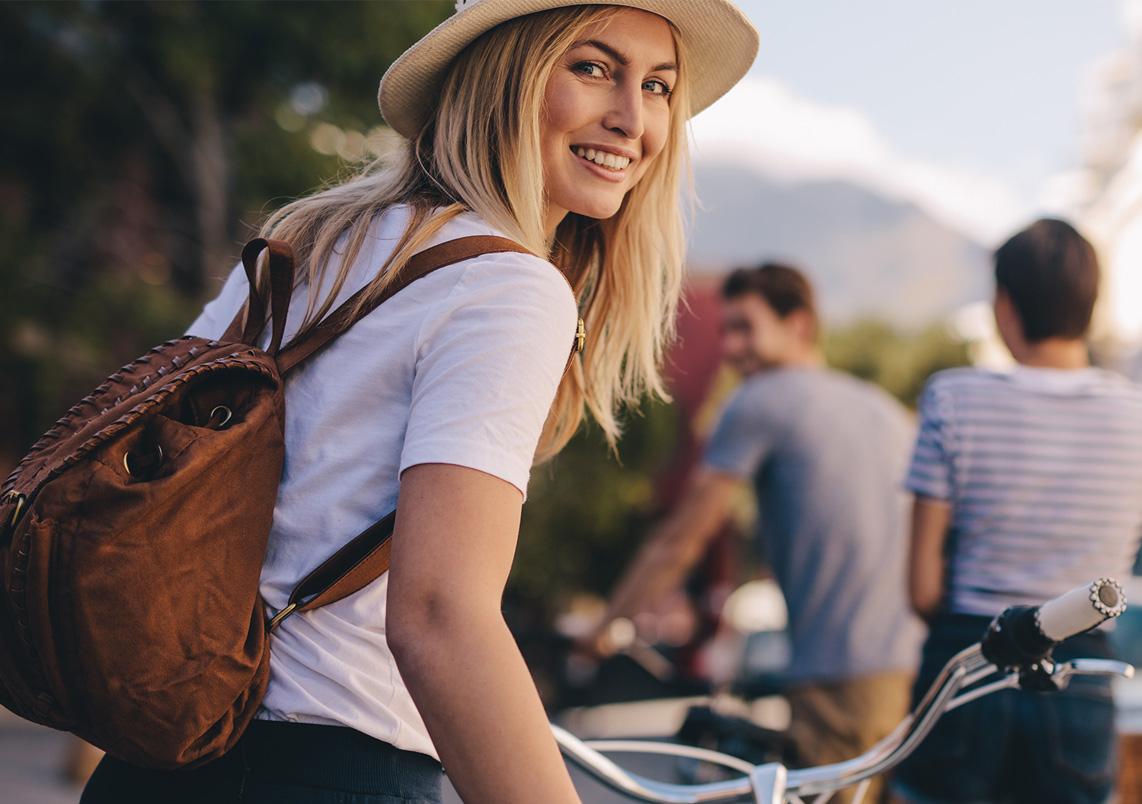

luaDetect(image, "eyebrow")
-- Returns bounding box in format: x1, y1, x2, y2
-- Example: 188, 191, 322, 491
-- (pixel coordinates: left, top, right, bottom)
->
576, 39, 678, 74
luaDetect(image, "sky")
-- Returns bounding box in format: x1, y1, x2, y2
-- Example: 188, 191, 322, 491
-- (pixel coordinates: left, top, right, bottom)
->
688, 0, 1130, 245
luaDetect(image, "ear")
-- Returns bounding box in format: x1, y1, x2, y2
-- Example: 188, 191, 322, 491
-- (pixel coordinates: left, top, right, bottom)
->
993, 288, 1024, 348
994, 288, 1017, 326
786, 308, 816, 344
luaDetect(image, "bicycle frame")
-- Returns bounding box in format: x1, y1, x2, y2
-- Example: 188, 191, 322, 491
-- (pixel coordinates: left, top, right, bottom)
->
554, 626, 1135, 803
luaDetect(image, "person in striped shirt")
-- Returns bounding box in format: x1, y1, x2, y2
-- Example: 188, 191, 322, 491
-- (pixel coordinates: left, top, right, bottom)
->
893, 218, 1142, 804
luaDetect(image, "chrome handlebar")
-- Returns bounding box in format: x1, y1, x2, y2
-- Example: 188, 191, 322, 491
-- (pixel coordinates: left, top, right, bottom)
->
553, 579, 1134, 804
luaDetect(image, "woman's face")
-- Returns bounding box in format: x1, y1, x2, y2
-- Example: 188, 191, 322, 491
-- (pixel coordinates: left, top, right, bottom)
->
540, 8, 677, 234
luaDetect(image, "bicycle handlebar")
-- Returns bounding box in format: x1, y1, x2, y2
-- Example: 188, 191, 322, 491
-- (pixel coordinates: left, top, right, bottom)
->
981, 578, 1126, 668
554, 578, 1133, 804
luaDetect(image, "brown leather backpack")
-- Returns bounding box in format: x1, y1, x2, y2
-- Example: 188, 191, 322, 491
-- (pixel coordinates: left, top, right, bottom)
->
0, 234, 534, 769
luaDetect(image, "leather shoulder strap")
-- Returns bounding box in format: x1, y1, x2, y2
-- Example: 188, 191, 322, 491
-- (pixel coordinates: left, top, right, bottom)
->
220, 238, 297, 353
275, 235, 532, 375
266, 234, 539, 630
268, 511, 396, 631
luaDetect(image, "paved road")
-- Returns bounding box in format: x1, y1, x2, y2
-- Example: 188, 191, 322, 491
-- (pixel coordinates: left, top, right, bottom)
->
0, 712, 82, 804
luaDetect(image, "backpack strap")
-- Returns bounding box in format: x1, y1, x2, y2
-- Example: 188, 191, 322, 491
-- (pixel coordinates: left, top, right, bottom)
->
268, 512, 396, 630
266, 234, 551, 631
221, 238, 297, 354
275, 235, 531, 375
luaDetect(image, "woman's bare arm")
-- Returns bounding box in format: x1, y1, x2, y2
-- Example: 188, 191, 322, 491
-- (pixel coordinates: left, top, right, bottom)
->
387, 462, 582, 804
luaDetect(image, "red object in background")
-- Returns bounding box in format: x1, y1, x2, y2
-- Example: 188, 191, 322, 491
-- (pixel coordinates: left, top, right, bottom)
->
654, 278, 742, 680
655, 278, 727, 508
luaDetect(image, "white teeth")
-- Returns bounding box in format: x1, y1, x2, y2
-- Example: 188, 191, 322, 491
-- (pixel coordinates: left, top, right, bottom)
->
574, 147, 630, 171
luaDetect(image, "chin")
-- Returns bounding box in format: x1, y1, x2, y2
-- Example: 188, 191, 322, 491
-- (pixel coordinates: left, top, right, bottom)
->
565, 196, 626, 222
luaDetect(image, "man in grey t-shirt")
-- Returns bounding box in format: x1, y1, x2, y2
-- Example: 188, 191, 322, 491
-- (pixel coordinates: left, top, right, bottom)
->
588, 263, 924, 801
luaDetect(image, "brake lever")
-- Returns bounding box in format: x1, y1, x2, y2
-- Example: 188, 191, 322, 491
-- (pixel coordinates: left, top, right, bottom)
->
1020, 658, 1135, 692
1058, 658, 1135, 681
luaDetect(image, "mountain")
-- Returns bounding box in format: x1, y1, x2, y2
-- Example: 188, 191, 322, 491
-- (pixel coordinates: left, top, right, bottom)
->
687, 164, 992, 329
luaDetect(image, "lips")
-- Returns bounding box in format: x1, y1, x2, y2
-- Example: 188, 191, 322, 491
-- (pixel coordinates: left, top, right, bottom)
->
573, 146, 632, 172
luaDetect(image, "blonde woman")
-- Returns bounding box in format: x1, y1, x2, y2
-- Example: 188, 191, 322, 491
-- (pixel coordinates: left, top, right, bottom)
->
80, 2, 757, 803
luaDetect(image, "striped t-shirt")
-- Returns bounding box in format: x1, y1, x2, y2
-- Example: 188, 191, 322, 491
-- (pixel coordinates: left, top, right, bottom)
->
906, 365, 1142, 616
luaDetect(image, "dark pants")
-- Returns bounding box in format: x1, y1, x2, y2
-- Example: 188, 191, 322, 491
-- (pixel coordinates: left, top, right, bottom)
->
80, 720, 443, 804
893, 613, 1117, 804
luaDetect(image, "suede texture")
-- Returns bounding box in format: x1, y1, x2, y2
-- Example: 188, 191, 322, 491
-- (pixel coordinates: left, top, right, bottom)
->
0, 335, 285, 769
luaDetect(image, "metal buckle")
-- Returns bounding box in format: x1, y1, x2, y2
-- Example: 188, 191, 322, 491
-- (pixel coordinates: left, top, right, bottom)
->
267, 602, 298, 631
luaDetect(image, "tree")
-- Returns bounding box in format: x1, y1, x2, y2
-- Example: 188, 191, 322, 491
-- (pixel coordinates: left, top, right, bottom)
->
0, 0, 451, 467
824, 319, 970, 407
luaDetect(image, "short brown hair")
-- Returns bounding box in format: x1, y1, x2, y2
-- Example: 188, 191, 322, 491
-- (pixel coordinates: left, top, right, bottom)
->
722, 262, 818, 336
994, 219, 1099, 342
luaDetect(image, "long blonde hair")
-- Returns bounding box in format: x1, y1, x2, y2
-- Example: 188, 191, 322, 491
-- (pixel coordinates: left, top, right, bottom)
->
258, 5, 691, 462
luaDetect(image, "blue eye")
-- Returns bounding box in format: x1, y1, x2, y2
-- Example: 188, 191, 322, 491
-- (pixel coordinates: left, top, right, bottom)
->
644, 79, 672, 98
574, 61, 606, 78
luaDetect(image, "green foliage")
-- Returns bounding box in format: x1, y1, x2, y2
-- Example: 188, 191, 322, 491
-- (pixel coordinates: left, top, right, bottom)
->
0, 0, 451, 466
824, 319, 971, 407
510, 400, 680, 617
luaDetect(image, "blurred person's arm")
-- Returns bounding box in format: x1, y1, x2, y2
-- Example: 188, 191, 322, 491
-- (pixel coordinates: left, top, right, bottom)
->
909, 495, 952, 620
585, 469, 739, 655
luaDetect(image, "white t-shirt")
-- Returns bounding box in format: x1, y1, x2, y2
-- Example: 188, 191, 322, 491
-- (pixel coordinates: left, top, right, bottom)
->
187, 206, 578, 758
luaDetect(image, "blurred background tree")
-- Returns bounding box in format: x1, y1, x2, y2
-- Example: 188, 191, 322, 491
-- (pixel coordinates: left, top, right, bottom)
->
824, 319, 969, 408
0, 0, 451, 468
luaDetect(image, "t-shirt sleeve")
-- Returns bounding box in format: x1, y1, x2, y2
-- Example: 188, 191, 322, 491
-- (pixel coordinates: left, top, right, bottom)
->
702, 385, 776, 479
905, 376, 955, 501
399, 253, 577, 499
185, 263, 249, 339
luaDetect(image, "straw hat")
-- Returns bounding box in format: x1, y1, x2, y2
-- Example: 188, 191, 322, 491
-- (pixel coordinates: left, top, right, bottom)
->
378, 0, 759, 139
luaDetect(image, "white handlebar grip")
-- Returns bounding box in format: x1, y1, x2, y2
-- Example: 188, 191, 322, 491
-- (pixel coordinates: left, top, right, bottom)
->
1036, 578, 1126, 642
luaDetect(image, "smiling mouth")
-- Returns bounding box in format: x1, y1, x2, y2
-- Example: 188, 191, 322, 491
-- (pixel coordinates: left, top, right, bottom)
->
573, 147, 631, 172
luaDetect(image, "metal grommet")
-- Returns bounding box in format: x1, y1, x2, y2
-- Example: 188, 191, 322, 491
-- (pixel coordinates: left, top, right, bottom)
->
208, 406, 233, 429
123, 444, 163, 478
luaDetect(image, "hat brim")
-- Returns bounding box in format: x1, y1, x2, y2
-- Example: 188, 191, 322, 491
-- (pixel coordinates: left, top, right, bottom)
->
378, 0, 759, 139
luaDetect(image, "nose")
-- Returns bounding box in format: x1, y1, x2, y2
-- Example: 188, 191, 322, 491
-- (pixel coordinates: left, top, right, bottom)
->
602, 81, 644, 141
